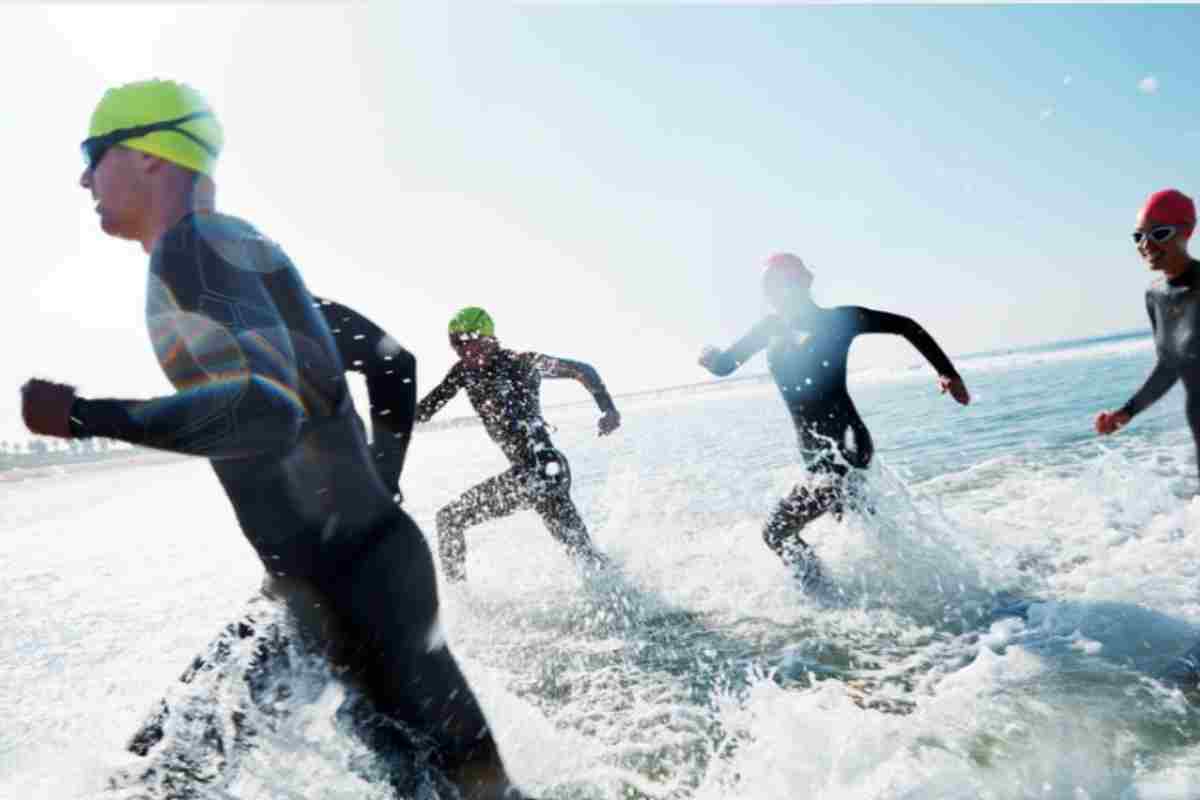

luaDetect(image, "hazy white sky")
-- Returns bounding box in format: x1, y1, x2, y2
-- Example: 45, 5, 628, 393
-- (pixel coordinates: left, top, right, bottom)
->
3, 3, 1197, 442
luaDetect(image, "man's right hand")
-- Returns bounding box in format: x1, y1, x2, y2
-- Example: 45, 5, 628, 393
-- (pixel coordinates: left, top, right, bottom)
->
21, 378, 78, 438
1095, 410, 1131, 436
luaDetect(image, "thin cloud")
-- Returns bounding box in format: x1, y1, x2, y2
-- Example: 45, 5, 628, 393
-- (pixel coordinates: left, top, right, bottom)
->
1040, 108, 1055, 121
1138, 75, 1159, 94
1063, 75, 1073, 86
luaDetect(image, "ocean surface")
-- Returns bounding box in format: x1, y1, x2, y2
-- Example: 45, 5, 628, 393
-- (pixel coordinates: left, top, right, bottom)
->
6, 329, 1200, 800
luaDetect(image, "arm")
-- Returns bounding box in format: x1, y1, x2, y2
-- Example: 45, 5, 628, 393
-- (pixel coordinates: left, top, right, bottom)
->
1116, 294, 1177, 421
1118, 362, 1179, 419
66, 234, 307, 460
315, 297, 416, 491
415, 364, 463, 423
853, 307, 959, 377
853, 307, 969, 404
532, 353, 621, 435
698, 317, 776, 377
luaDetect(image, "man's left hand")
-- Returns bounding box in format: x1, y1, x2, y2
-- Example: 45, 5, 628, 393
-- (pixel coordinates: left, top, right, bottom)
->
21, 378, 78, 438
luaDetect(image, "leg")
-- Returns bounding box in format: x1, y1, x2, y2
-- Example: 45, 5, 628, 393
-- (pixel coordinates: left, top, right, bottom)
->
528, 450, 607, 569
434, 467, 529, 581
762, 476, 845, 566
321, 511, 528, 799
1188, 402, 1200, 490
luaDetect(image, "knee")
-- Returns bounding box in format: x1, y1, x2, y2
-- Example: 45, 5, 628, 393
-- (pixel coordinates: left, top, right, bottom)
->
761, 518, 786, 553
391, 345, 417, 378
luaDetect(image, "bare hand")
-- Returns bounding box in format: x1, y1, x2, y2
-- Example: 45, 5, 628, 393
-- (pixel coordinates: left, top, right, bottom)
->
598, 410, 621, 436
21, 378, 78, 438
939, 375, 970, 406
1095, 410, 1131, 436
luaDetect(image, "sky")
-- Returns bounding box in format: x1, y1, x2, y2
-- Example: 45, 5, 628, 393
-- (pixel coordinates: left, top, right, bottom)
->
2, 3, 1198, 442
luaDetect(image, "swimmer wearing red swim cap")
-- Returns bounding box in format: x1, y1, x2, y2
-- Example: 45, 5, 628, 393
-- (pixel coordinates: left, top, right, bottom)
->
1095, 189, 1200, 488
698, 253, 970, 589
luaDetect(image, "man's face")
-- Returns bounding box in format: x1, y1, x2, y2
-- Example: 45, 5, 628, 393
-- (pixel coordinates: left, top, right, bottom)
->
79, 146, 150, 241
763, 269, 814, 312
450, 333, 498, 368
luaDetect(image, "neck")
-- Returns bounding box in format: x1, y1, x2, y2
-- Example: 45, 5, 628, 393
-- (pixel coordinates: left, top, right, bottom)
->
140, 171, 216, 254
780, 297, 820, 318
1165, 258, 1197, 282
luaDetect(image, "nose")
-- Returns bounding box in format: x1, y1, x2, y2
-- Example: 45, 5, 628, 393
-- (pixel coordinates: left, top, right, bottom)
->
79, 167, 92, 190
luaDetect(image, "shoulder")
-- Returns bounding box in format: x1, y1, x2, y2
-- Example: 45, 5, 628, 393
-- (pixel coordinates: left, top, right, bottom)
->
312, 296, 340, 321
510, 349, 539, 367
156, 213, 289, 274
832, 305, 872, 320
315, 297, 375, 330
162, 212, 259, 249
800, 305, 863, 331
837, 305, 911, 326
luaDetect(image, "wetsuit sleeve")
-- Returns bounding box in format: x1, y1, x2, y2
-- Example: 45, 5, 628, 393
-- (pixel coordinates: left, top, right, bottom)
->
851, 307, 961, 379
415, 364, 464, 423
531, 353, 618, 414
69, 230, 305, 459
314, 297, 416, 489
701, 316, 778, 377
1120, 293, 1179, 418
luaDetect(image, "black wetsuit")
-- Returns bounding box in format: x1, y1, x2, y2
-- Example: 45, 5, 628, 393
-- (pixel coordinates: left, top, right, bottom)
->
314, 297, 416, 497
415, 348, 616, 580
67, 212, 517, 799
1119, 262, 1200, 483
704, 306, 961, 564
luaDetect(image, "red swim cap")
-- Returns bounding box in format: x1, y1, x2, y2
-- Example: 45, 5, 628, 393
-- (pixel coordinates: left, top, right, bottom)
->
762, 252, 812, 287
1140, 188, 1196, 229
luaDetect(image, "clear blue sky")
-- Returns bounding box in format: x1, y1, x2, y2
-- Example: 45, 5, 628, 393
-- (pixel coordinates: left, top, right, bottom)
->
2, 3, 1197, 440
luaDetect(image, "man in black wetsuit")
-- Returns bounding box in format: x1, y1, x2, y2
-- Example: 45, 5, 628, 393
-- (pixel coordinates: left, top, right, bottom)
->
416, 306, 620, 582
19, 80, 527, 800
1096, 188, 1200, 485
699, 252, 970, 581
315, 296, 416, 502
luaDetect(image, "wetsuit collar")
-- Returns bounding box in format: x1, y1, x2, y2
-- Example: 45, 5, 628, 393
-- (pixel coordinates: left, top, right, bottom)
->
1167, 260, 1200, 288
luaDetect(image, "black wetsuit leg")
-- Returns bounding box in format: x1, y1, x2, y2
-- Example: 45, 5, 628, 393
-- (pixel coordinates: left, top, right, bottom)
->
274, 510, 512, 799
435, 466, 530, 581
762, 460, 849, 566
1188, 395, 1200, 485
526, 452, 606, 570
435, 449, 602, 580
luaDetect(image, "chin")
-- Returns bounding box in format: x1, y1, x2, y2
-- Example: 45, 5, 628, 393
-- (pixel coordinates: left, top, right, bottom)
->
99, 216, 137, 241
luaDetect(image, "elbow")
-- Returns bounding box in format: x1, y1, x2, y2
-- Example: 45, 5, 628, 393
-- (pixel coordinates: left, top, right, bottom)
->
705, 356, 737, 377
375, 335, 415, 377
899, 316, 924, 338
240, 375, 307, 449
391, 345, 416, 376
578, 363, 604, 390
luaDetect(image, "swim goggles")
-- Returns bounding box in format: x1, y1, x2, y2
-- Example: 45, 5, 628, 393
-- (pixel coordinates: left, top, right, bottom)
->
1131, 225, 1182, 245
81, 111, 218, 172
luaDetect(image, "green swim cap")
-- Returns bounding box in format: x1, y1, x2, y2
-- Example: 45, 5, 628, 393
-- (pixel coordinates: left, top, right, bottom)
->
448, 307, 495, 337
88, 80, 223, 176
